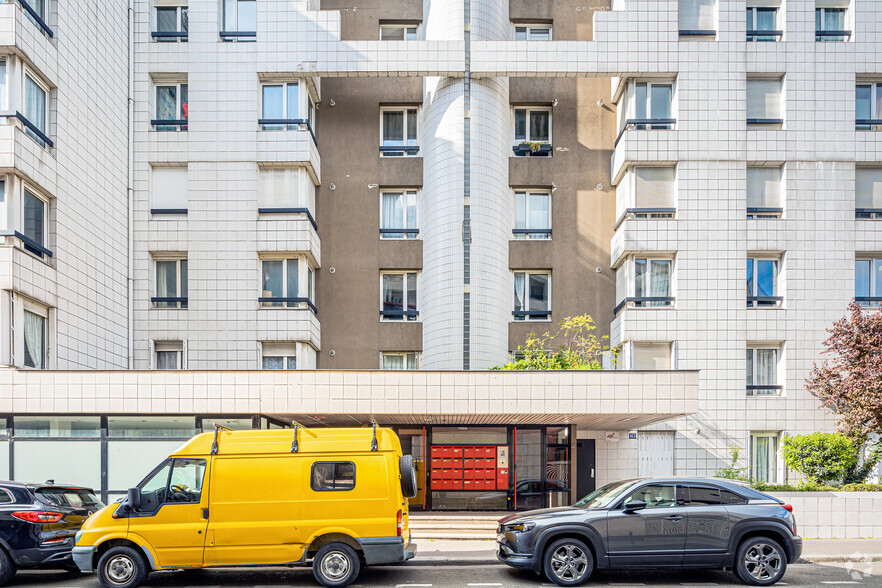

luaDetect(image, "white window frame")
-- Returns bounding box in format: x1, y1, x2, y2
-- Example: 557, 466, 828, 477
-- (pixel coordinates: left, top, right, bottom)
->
380, 106, 420, 156
21, 298, 48, 370
380, 24, 418, 40
260, 81, 304, 129
24, 0, 47, 20
152, 340, 185, 370
380, 351, 419, 370
23, 69, 49, 145
513, 270, 552, 322
155, 4, 188, 40
0, 177, 6, 232
0, 59, 8, 112
746, 165, 783, 218
856, 82, 882, 130
259, 255, 315, 310
380, 271, 419, 322
260, 342, 297, 370
631, 341, 673, 371
379, 189, 419, 239
627, 166, 677, 215
632, 257, 674, 307
746, 5, 779, 41
154, 81, 187, 129
513, 190, 551, 239
513, 106, 552, 145
746, 346, 782, 396
21, 184, 48, 255
747, 255, 781, 307
855, 257, 882, 306
223, 0, 256, 33
153, 256, 188, 309
746, 77, 784, 126
815, 5, 850, 41
750, 432, 781, 484
632, 81, 674, 126
514, 24, 552, 40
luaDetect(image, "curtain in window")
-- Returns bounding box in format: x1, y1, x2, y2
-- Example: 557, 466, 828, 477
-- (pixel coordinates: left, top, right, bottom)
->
514, 27, 527, 40
755, 8, 776, 32
262, 260, 283, 306
157, 8, 177, 32
181, 8, 188, 32
23, 310, 44, 369
406, 109, 418, 143
152, 168, 189, 210
0, 180, 6, 231
308, 267, 315, 301
875, 259, 882, 298
528, 193, 550, 231
514, 272, 526, 317
287, 356, 297, 369
821, 8, 846, 31
23, 190, 44, 246
756, 349, 777, 391
529, 111, 549, 142
635, 259, 647, 298
383, 111, 404, 144
747, 80, 782, 119
156, 86, 177, 120
406, 353, 417, 369
383, 274, 404, 317
287, 259, 299, 302
856, 169, 882, 208
635, 168, 675, 208
514, 192, 526, 230
0, 61, 7, 111
528, 274, 549, 311
634, 343, 670, 370
747, 167, 781, 208
746, 349, 754, 387
262, 356, 284, 370
679, 0, 716, 31
24, 75, 46, 134
382, 192, 404, 231
156, 261, 177, 308
529, 28, 550, 41
753, 436, 771, 482
180, 260, 188, 308
406, 192, 417, 229
156, 351, 178, 370
258, 168, 300, 208
514, 110, 526, 142
383, 355, 404, 370
649, 260, 671, 305
407, 273, 417, 314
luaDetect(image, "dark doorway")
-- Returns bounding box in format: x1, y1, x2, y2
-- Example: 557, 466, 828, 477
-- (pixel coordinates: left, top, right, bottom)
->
576, 439, 596, 501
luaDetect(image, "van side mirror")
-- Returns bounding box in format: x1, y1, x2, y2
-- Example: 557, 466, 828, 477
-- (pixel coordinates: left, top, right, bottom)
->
127, 487, 141, 511
623, 500, 646, 512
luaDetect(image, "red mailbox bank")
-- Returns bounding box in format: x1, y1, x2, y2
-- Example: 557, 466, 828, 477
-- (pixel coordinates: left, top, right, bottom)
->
430, 445, 508, 491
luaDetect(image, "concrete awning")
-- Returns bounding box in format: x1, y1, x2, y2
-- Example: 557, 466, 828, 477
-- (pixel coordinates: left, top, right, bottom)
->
0, 369, 698, 430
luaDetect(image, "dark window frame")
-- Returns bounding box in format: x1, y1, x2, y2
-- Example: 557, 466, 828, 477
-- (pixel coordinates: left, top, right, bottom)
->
310, 461, 356, 492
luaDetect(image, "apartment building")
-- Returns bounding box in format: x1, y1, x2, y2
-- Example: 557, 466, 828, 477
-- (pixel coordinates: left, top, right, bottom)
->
0, 0, 878, 509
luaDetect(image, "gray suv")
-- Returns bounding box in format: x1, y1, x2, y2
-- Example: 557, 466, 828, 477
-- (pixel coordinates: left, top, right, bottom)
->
497, 477, 801, 586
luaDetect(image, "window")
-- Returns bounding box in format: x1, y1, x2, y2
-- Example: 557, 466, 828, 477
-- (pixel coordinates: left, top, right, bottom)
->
750, 433, 779, 483
258, 168, 316, 217
0, 60, 7, 111
513, 271, 550, 321
311, 462, 355, 491
21, 0, 50, 35
856, 83, 882, 130
380, 24, 418, 40
747, 257, 780, 307
151, 167, 188, 214
381, 271, 418, 321
746, 5, 780, 41
685, 486, 721, 506
22, 308, 46, 369
154, 257, 187, 309
857, 168, 882, 218
222, 0, 256, 37
23, 72, 48, 146
855, 257, 882, 306
261, 257, 315, 309
620, 167, 676, 220
816, 4, 849, 41
0, 179, 5, 231
380, 190, 418, 239
625, 82, 673, 130
154, 83, 188, 130
153, 341, 184, 369
381, 352, 418, 370
261, 82, 304, 130
261, 342, 297, 370
633, 342, 672, 370
679, 0, 716, 35
747, 166, 782, 217
380, 107, 419, 156
138, 458, 206, 506
513, 191, 551, 239
514, 24, 552, 40
155, 5, 188, 41
635, 258, 672, 307
513, 107, 551, 153
22, 188, 47, 257
747, 78, 783, 126
619, 484, 677, 508
720, 489, 747, 505
747, 347, 781, 395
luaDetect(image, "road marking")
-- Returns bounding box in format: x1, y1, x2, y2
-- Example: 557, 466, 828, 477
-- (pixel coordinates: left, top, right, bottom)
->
821, 583, 861, 585
396, 585, 433, 587
681, 584, 717, 586
467, 584, 503, 587
609, 583, 647, 586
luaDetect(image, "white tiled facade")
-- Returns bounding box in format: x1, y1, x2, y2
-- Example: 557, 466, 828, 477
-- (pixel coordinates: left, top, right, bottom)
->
1, 0, 878, 494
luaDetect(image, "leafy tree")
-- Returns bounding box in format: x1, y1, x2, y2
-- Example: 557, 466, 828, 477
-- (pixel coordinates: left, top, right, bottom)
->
494, 314, 612, 370
713, 445, 748, 481
780, 433, 858, 484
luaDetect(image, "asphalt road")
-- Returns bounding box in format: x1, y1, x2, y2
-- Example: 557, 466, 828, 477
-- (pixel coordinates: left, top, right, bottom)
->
14, 562, 878, 587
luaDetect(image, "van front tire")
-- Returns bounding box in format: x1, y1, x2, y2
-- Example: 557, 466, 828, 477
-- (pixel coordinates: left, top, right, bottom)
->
313, 543, 361, 587
97, 546, 148, 588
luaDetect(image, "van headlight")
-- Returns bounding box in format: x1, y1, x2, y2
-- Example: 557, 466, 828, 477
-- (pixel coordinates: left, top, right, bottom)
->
74, 531, 83, 546
504, 521, 535, 533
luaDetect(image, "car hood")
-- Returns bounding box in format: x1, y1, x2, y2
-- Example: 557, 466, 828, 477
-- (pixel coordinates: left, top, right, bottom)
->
498, 506, 577, 525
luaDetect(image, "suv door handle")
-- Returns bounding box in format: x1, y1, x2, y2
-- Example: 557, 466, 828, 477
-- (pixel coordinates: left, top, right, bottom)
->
665, 515, 683, 522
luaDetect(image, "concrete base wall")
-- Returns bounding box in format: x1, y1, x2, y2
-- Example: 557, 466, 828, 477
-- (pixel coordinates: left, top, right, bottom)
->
770, 493, 882, 539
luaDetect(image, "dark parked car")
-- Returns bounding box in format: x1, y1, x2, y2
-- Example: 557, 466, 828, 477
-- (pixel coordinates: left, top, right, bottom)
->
497, 477, 801, 586
0, 481, 104, 585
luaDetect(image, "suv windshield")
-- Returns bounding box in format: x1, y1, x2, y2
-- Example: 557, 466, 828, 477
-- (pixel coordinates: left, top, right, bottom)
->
573, 480, 636, 509
37, 488, 104, 509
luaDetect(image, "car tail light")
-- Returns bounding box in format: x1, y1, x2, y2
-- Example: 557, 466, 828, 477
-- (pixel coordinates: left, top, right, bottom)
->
782, 504, 793, 512
12, 511, 64, 523
397, 509, 403, 537
41, 537, 68, 545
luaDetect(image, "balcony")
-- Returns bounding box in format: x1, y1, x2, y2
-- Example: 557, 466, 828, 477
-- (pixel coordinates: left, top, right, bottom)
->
613, 208, 675, 231
259, 297, 317, 314
615, 119, 676, 147
746, 385, 783, 397
257, 124, 321, 184
614, 297, 675, 315
0, 122, 57, 192
512, 143, 552, 157
379, 145, 420, 157
857, 297, 882, 308
151, 296, 187, 309
747, 207, 783, 219
856, 208, 882, 220
746, 30, 782, 42
816, 30, 851, 42
0, 233, 57, 307
747, 296, 782, 308
856, 119, 882, 131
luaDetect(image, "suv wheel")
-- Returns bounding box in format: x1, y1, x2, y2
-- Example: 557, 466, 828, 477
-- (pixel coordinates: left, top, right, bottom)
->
0, 548, 16, 586
543, 538, 594, 586
312, 542, 361, 587
97, 546, 148, 588
735, 537, 787, 586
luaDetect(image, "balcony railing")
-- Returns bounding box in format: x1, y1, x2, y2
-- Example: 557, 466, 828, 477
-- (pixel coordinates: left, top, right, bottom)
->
613, 208, 676, 231
151, 31, 188, 41
379, 145, 419, 156
220, 31, 256, 41
512, 143, 552, 157
747, 118, 783, 126
151, 208, 188, 215
151, 119, 188, 131
512, 310, 551, 321
17, 0, 53, 37
0, 230, 53, 259
747, 385, 783, 396
380, 228, 420, 238
679, 29, 716, 37
856, 119, 882, 130
746, 30, 782, 41
747, 207, 783, 219
380, 310, 420, 320
856, 208, 882, 219
4, 112, 54, 148
615, 119, 676, 147
614, 297, 674, 315
856, 297, 882, 307
257, 119, 317, 145
151, 296, 188, 309
815, 30, 851, 41
747, 296, 783, 308
258, 297, 318, 313
258, 208, 318, 230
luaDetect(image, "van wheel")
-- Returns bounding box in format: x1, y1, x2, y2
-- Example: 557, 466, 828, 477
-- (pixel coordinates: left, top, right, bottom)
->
400, 454, 418, 498
313, 543, 361, 587
0, 548, 17, 586
543, 538, 594, 586
97, 546, 148, 588
734, 537, 787, 585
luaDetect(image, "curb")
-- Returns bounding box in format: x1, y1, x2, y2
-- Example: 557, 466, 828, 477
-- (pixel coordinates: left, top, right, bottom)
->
801, 555, 882, 563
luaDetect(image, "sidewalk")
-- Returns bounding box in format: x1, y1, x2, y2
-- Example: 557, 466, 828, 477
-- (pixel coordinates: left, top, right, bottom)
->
411, 538, 882, 565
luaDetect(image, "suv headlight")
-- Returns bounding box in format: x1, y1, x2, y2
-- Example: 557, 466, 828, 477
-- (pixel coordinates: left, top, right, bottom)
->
504, 521, 536, 533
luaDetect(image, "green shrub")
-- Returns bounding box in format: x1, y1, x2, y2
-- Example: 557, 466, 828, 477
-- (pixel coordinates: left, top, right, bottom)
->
839, 483, 882, 492
714, 445, 748, 481
780, 433, 858, 484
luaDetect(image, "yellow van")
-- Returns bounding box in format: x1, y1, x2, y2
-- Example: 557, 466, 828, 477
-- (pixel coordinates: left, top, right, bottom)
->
72, 426, 418, 588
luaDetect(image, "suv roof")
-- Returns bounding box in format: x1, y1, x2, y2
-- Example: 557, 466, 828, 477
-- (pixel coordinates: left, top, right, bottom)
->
626, 477, 779, 502
0, 480, 95, 492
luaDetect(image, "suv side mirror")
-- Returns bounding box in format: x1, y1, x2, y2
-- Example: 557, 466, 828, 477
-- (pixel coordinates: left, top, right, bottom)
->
127, 487, 141, 511
623, 500, 646, 512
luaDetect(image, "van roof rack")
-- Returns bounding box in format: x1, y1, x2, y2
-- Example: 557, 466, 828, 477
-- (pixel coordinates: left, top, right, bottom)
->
210, 423, 234, 455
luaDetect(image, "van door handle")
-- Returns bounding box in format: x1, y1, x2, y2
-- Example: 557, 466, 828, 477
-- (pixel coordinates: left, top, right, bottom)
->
203, 508, 209, 519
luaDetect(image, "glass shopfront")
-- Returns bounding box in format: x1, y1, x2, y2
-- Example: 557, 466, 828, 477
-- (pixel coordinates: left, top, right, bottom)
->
399, 425, 572, 511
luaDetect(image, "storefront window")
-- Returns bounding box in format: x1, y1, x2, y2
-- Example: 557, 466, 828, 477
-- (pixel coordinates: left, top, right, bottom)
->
14, 417, 100, 437
108, 416, 196, 437
515, 429, 543, 510
14, 440, 101, 489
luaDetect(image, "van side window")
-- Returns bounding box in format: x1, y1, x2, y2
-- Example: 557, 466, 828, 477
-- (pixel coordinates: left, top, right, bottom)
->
311, 461, 356, 491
